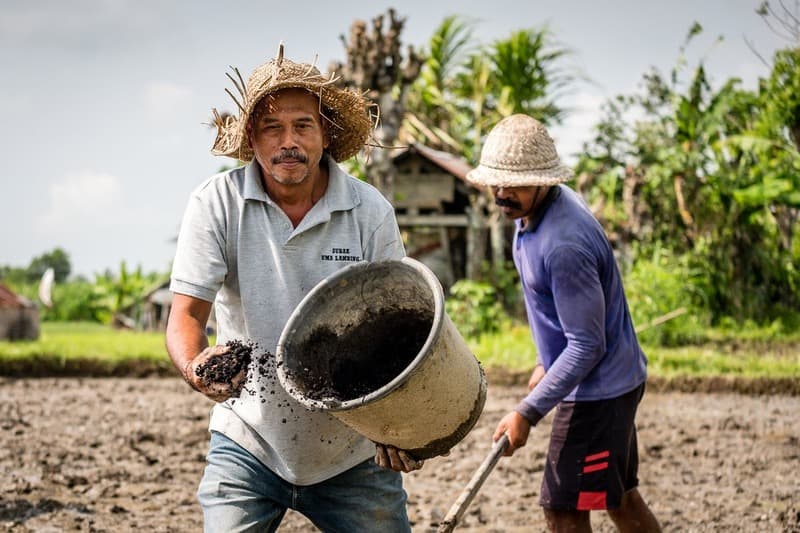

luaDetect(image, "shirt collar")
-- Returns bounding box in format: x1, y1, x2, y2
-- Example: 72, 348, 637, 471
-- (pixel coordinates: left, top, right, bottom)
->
242, 154, 360, 212
518, 185, 562, 234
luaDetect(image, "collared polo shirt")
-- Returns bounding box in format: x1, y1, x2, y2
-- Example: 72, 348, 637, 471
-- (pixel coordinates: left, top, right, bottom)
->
170, 155, 405, 485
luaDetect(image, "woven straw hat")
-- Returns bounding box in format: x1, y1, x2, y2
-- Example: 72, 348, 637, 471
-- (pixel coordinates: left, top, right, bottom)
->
466, 114, 573, 187
211, 44, 374, 162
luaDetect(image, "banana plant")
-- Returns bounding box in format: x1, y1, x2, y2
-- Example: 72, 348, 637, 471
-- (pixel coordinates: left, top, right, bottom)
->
91, 262, 156, 326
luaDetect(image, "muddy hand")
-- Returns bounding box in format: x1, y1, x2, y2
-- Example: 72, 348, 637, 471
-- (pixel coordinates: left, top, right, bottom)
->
186, 345, 246, 402
374, 444, 424, 473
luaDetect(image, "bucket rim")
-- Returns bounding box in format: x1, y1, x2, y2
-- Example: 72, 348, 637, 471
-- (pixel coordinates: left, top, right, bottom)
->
275, 257, 444, 412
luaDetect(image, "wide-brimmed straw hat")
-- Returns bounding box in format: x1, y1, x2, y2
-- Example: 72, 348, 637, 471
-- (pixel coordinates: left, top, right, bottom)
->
211, 44, 374, 163
466, 114, 573, 187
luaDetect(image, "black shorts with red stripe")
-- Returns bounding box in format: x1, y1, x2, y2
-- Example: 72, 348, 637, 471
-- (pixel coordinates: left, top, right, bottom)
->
539, 382, 645, 511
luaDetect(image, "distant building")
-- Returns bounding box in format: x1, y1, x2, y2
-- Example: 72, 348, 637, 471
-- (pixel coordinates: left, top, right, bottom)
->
391, 143, 502, 289
124, 280, 216, 334
0, 283, 39, 340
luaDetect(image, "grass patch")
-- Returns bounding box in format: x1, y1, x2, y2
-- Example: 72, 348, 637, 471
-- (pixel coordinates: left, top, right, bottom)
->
645, 345, 799, 378
468, 323, 799, 379
0, 321, 797, 384
0, 322, 174, 376
0, 322, 169, 362
469, 324, 537, 371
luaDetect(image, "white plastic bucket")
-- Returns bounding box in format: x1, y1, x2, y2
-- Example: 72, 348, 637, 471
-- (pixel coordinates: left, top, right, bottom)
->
276, 257, 486, 459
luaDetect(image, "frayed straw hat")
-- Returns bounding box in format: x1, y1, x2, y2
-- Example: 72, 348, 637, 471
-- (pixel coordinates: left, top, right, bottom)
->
211, 44, 374, 163
466, 114, 573, 187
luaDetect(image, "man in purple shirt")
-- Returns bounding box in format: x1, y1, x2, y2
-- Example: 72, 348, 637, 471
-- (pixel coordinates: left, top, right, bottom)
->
467, 114, 661, 532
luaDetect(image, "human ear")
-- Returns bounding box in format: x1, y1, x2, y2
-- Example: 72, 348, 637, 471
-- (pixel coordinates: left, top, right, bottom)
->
321, 120, 331, 150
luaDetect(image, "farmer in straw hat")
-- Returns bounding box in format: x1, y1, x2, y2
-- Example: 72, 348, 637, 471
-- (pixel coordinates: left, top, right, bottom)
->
166, 44, 419, 532
468, 114, 661, 532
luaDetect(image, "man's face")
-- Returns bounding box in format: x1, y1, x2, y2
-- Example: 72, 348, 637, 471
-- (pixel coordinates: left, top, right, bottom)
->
490, 185, 540, 220
247, 88, 330, 186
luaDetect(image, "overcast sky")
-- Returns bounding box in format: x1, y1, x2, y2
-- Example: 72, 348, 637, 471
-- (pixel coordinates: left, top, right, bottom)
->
0, 0, 789, 278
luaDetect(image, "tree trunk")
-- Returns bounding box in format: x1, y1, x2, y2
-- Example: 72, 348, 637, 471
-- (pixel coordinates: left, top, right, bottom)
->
488, 201, 506, 271
466, 194, 488, 280
674, 173, 695, 247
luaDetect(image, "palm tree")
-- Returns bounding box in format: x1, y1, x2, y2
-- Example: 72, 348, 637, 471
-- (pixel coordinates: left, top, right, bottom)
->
407, 21, 574, 162
403, 15, 476, 153
406, 21, 575, 274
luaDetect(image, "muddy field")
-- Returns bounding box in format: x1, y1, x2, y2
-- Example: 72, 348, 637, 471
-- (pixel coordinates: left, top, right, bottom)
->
1, 377, 798, 532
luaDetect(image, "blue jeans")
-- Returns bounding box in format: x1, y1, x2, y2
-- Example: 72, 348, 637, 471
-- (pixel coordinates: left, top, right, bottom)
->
197, 431, 411, 533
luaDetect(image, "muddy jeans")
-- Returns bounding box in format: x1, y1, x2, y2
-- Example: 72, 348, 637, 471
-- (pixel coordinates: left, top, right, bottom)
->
197, 431, 411, 533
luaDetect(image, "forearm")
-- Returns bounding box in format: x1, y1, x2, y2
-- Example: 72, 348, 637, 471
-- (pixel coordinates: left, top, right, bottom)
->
522, 343, 602, 417
167, 313, 208, 374
165, 294, 213, 385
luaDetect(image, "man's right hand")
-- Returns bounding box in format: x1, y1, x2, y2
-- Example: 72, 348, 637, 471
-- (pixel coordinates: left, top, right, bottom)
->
492, 411, 531, 457
374, 444, 424, 473
184, 345, 247, 402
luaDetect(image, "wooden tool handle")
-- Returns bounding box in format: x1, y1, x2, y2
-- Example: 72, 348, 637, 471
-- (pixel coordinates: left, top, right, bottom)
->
437, 434, 510, 533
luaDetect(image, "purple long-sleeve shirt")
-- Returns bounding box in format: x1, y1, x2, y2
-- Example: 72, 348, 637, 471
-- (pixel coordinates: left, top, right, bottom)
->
513, 185, 647, 425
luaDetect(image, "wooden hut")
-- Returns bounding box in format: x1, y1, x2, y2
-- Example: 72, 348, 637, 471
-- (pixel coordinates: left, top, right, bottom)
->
390, 143, 492, 290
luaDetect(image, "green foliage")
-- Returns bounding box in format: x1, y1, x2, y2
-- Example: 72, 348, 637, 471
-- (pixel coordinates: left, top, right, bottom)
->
405, 17, 575, 162
5, 279, 116, 323
91, 262, 160, 324
27, 248, 71, 283
757, 47, 800, 149
44, 281, 102, 322
4, 258, 166, 324
468, 323, 537, 370
623, 247, 709, 346
576, 25, 800, 325
445, 278, 511, 338
338, 157, 367, 181
406, 14, 475, 141
478, 260, 524, 320
0, 266, 29, 287
0, 247, 72, 285
487, 28, 572, 122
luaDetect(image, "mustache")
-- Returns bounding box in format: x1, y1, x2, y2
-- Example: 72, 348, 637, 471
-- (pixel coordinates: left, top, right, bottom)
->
495, 197, 522, 209
272, 149, 308, 164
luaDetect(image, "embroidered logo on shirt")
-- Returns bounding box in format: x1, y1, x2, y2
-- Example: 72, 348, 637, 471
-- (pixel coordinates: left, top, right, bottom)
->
320, 247, 362, 262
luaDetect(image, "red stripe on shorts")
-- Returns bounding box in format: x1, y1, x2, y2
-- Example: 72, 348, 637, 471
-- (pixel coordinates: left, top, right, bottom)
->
584, 450, 610, 463
582, 461, 609, 474
577, 491, 607, 510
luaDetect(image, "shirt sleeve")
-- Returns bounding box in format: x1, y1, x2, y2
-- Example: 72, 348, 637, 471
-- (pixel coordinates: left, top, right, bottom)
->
169, 188, 229, 302
364, 209, 406, 261
518, 244, 607, 422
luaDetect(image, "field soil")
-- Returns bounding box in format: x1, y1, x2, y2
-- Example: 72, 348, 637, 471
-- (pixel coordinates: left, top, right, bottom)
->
1, 376, 798, 532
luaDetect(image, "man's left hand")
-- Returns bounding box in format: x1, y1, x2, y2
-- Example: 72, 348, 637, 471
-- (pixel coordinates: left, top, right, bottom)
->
374, 444, 424, 473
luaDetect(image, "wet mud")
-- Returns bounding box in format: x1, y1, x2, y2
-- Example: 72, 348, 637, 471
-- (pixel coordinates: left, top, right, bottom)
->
1, 377, 798, 532
287, 309, 432, 401
194, 340, 253, 396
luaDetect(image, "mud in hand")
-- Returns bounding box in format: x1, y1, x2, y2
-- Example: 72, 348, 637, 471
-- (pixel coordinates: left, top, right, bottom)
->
194, 340, 253, 398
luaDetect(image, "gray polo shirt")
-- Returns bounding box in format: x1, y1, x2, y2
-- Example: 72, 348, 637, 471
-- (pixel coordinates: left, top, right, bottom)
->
170, 155, 405, 485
